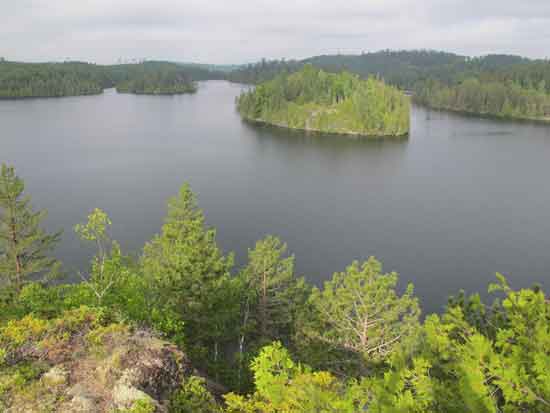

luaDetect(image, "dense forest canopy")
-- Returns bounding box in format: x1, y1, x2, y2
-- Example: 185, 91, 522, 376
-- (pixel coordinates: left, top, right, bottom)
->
237, 65, 410, 137
0, 61, 104, 98
227, 58, 303, 84
226, 50, 547, 90
0, 60, 223, 98
227, 50, 472, 87
114, 62, 198, 95
304, 50, 466, 89
104, 61, 225, 87
3, 50, 550, 121
414, 77, 550, 121
1, 164, 550, 412
229, 50, 550, 122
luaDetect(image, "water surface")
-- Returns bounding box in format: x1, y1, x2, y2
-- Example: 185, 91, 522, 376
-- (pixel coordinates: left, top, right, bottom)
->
2, 81, 550, 313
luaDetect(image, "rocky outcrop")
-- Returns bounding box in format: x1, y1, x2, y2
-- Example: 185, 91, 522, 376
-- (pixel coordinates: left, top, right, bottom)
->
0, 307, 195, 413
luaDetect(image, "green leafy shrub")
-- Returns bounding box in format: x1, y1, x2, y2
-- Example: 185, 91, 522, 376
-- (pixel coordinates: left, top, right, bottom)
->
169, 376, 220, 413
0, 306, 107, 366
116, 398, 156, 413
86, 323, 129, 350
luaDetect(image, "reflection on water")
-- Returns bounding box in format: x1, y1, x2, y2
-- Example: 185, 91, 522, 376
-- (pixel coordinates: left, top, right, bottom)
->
2, 81, 550, 313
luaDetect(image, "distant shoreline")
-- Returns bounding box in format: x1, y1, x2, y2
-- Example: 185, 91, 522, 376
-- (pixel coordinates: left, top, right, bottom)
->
241, 115, 410, 139
115, 89, 197, 96
415, 101, 550, 125
0, 90, 104, 100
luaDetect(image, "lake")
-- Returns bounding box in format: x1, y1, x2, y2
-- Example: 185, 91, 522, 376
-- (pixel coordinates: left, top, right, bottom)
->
2, 81, 550, 314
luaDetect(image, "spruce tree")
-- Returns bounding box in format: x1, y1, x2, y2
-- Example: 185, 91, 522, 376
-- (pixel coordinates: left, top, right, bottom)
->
141, 183, 237, 376
0, 164, 61, 291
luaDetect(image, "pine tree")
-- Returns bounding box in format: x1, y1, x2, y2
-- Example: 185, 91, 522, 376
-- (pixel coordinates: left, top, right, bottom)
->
0, 164, 61, 291
305, 257, 420, 369
240, 236, 306, 347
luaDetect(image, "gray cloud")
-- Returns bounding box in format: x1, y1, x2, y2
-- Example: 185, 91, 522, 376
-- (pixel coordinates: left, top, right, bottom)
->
2, 0, 550, 64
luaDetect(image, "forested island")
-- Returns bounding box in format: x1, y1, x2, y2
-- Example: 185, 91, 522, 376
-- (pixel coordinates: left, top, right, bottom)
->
2, 51, 550, 122
0, 60, 222, 98
237, 65, 410, 137
2, 163, 549, 412
115, 63, 197, 95
230, 50, 550, 123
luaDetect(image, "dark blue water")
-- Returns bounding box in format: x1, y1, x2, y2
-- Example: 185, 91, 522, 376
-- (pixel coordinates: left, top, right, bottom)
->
2, 81, 550, 313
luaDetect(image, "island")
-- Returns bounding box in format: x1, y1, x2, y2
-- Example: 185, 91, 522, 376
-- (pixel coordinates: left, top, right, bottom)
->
4, 52, 549, 120
230, 52, 550, 124
115, 66, 197, 95
236, 65, 410, 137
0, 61, 222, 98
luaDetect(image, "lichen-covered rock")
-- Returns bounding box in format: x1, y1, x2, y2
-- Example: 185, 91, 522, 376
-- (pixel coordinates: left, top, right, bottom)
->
61, 383, 102, 412
63, 394, 100, 413
112, 368, 158, 410
0, 307, 194, 413
41, 366, 68, 386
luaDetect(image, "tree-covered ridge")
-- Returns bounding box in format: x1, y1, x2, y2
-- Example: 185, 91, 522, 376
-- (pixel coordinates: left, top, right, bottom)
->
227, 59, 303, 84
304, 49, 467, 89
226, 50, 473, 87
0, 60, 223, 98
1, 164, 550, 412
237, 65, 410, 137
0, 61, 104, 98
226, 50, 542, 90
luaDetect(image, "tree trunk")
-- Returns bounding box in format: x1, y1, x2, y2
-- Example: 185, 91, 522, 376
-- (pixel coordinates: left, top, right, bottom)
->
260, 260, 268, 339
10, 218, 22, 290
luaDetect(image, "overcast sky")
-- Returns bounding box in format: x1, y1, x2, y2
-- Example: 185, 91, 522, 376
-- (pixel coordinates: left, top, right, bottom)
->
3, 0, 550, 64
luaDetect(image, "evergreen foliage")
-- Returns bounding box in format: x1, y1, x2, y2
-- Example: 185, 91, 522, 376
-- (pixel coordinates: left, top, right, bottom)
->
226, 51, 524, 88
239, 236, 306, 346
235, 236, 309, 391
0, 164, 61, 292
226, 276, 550, 413
0, 61, 104, 98
414, 77, 550, 121
298, 258, 420, 375
1, 169, 550, 412
237, 65, 410, 136
227, 59, 303, 84
115, 63, 197, 95
0, 60, 222, 98
229, 50, 550, 122
140, 184, 239, 382
4, 51, 550, 122
304, 50, 465, 89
